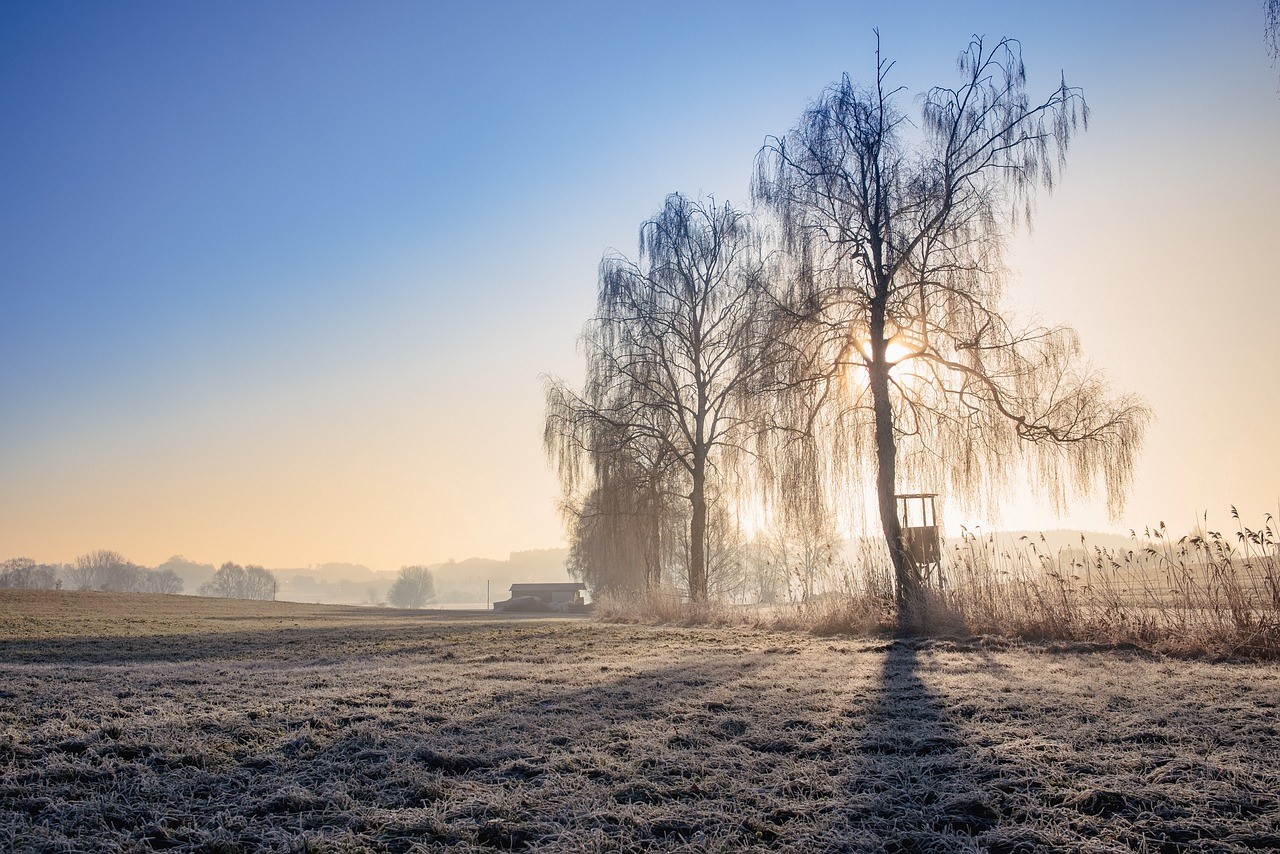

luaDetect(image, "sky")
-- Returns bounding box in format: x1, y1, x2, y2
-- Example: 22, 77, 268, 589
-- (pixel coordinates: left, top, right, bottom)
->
2, 1, 1277, 571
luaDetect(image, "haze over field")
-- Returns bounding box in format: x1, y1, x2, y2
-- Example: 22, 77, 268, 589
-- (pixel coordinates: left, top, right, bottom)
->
1, 1, 1277, 572
149, 549, 572, 607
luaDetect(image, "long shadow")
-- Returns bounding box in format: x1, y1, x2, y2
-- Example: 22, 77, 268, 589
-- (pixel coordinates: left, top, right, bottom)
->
0, 621, 778, 850
0, 617, 585, 666
828, 639, 1008, 852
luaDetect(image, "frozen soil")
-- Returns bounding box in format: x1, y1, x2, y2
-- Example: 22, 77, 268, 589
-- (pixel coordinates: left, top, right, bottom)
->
1, 591, 1278, 851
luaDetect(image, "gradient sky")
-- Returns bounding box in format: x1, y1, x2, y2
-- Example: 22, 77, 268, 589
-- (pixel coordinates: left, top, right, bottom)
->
2, 1, 1277, 570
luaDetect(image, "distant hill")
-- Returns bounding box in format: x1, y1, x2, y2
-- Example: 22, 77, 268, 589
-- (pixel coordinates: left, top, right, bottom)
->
948, 529, 1150, 554
430, 549, 572, 604
276, 565, 396, 606
154, 556, 217, 593
263, 549, 572, 607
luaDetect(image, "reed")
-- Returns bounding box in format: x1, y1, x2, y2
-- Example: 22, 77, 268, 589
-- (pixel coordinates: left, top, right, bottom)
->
604, 510, 1280, 658
936, 510, 1279, 657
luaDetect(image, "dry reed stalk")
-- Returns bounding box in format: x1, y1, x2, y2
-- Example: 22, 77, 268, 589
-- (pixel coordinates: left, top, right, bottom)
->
601, 511, 1280, 658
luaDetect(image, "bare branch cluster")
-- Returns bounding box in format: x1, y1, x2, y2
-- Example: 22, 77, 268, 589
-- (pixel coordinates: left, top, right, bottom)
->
1269, 0, 1280, 66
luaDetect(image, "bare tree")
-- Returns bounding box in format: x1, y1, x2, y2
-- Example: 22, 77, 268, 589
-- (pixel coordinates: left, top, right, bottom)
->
200, 562, 277, 600
754, 35, 1149, 629
756, 518, 842, 606
137, 567, 184, 595
387, 565, 434, 609
68, 550, 140, 592
0, 558, 59, 590
546, 194, 781, 604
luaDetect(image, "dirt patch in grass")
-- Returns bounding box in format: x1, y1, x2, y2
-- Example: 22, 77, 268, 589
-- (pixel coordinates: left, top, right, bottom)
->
1, 590, 1277, 850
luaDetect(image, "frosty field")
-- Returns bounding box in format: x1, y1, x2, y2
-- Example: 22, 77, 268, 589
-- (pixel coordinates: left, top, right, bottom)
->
1, 591, 1278, 852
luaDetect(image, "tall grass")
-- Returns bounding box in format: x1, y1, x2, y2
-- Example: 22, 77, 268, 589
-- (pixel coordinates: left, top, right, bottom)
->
940, 510, 1280, 657
602, 510, 1280, 658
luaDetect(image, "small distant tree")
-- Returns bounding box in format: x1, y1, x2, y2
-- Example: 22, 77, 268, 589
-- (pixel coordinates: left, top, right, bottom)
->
0, 558, 59, 590
137, 568, 184, 595
387, 565, 434, 609
68, 550, 141, 592
200, 562, 245, 597
243, 565, 277, 600
200, 562, 277, 600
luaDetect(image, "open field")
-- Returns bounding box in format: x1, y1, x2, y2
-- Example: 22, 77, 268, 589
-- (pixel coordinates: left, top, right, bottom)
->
2, 591, 1279, 851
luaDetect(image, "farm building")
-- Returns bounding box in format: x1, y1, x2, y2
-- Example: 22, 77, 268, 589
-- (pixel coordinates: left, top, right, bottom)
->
492, 582, 587, 612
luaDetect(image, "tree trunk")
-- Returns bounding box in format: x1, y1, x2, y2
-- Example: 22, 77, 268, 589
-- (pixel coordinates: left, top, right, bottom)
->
646, 485, 662, 591
689, 460, 708, 605
868, 334, 923, 633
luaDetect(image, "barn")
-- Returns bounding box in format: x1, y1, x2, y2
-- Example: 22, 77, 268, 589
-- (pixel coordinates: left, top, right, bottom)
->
492, 582, 587, 612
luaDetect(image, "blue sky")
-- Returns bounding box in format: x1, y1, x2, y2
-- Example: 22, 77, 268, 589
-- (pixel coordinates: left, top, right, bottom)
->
2, 1, 1277, 568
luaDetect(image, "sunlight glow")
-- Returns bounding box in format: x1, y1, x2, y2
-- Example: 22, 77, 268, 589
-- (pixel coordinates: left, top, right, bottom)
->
883, 338, 919, 365
850, 330, 926, 388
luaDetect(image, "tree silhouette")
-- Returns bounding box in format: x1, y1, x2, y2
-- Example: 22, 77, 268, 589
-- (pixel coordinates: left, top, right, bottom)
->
199, 562, 277, 600
753, 35, 1148, 629
68, 550, 139, 592
138, 568, 184, 595
387, 565, 434, 609
546, 194, 782, 603
0, 558, 59, 589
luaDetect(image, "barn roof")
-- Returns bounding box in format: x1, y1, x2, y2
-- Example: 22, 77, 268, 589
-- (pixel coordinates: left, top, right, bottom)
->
508, 582, 586, 592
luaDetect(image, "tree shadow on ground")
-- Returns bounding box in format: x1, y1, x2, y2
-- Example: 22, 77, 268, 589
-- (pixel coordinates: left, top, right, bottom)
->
824, 639, 1015, 852
0, 636, 781, 851
0, 618, 587, 665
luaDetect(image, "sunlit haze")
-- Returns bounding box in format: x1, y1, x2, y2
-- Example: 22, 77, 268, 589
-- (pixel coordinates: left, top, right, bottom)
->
2, 1, 1277, 571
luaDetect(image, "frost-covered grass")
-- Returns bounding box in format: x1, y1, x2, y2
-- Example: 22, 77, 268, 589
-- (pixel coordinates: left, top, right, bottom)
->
2, 590, 1278, 851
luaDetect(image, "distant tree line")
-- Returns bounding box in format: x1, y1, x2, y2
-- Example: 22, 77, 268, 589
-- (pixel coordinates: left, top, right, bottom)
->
0, 551, 282, 602
0, 551, 183, 594
0, 552, 450, 608
67, 549, 184, 594
0, 558, 62, 590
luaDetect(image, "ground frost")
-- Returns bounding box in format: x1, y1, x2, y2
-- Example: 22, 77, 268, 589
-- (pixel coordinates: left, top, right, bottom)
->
1, 592, 1278, 850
